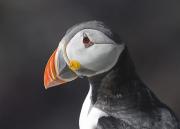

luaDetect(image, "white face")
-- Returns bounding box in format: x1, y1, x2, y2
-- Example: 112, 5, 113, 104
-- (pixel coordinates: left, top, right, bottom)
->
65, 29, 125, 77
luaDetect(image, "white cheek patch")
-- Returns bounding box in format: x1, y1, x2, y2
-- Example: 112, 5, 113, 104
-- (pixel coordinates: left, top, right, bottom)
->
66, 29, 125, 76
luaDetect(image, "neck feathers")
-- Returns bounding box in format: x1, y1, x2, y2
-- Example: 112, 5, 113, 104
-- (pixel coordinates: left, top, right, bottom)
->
88, 48, 161, 112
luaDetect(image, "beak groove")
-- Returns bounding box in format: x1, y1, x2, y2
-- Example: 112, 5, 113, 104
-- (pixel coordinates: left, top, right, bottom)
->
44, 49, 65, 89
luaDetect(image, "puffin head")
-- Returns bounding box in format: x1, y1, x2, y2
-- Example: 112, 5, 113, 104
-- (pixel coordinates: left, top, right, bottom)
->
44, 21, 125, 89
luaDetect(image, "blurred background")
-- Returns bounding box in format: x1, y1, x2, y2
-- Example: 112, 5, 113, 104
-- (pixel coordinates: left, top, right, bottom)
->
0, 0, 180, 129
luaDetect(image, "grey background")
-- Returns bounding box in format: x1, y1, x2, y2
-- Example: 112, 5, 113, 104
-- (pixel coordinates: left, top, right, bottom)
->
0, 0, 180, 129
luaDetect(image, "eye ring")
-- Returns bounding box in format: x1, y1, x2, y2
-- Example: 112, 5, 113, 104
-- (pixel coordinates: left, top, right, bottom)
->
83, 36, 90, 44
82, 33, 94, 48
83, 33, 90, 44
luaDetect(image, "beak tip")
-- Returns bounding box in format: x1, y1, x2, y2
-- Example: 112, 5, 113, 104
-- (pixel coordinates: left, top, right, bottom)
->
43, 79, 55, 89
43, 73, 51, 89
44, 82, 49, 90
44, 81, 49, 90
44, 76, 65, 89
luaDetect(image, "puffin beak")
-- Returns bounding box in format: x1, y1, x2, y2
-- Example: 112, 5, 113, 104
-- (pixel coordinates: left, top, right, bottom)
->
44, 47, 78, 89
44, 49, 63, 89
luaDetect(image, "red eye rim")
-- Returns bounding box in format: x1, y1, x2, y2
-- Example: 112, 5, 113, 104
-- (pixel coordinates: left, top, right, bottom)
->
82, 33, 94, 48
83, 36, 90, 44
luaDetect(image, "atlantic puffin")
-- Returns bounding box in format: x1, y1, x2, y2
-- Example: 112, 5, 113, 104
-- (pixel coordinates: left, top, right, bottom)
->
44, 21, 180, 129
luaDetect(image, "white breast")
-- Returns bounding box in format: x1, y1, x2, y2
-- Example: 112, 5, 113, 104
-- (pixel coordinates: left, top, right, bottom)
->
79, 85, 108, 129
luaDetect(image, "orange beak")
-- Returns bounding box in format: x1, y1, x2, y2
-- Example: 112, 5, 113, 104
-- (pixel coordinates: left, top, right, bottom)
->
44, 49, 65, 89
44, 48, 77, 89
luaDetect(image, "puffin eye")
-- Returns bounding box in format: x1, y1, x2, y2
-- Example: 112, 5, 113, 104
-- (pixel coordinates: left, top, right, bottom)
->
82, 33, 94, 48
83, 37, 90, 44
83, 35, 90, 44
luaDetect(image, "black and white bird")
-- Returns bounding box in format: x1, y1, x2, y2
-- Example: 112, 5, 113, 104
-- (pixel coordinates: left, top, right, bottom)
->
44, 21, 180, 129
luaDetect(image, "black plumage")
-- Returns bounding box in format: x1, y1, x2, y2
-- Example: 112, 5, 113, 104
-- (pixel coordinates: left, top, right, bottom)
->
88, 47, 180, 129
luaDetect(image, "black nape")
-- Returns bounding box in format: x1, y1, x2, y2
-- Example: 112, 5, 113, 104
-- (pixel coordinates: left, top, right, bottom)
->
88, 47, 162, 113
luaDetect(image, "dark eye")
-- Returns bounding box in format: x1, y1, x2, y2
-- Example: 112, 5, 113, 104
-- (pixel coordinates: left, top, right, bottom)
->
82, 33, 94, 48
83, 36, 90, 44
